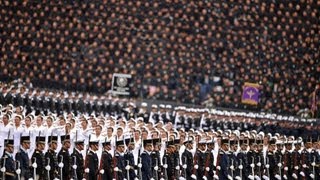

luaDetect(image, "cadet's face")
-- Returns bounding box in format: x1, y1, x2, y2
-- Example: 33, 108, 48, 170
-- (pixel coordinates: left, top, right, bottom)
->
51, 142, 57, 150
23, 142, 30, 149
39, 143, 45, 150
117, 146, 125, 153
2, 116, 8, 124
14, 117, 21, 124
64, 141, 71, 149
25, 118, 31, 126
6, 145, 14, 153
36, 117, 42, 125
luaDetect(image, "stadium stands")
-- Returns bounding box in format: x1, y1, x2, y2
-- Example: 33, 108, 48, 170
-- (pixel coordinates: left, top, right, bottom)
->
0, 1, 319, 116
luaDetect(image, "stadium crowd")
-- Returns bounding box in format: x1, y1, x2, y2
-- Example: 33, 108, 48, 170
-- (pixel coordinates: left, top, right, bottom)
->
0, 0, 319, 117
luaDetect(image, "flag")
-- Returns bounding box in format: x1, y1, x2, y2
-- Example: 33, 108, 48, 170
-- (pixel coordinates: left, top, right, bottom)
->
242, 82, 260, 105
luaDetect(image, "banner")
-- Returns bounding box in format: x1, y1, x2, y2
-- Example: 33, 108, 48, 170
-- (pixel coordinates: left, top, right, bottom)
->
242, 82, 260, 105
111, 73, 132, 95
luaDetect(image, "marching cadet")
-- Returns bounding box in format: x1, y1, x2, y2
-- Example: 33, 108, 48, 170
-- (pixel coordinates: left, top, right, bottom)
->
237, 139, 249, 180
1, 138, 16, 180
301, 137, 315, 179
84, 139, 99, 180
292, 139, 302, 179
264, 138, 277, 180
71, 136, 85, 180
44, 135, 59, 180
114, 139, 126, 179
15, 135, 31, 180
192, 139, 207, 180
151, 138, 161, 179
31, 135, 46, 180
163, 140, 175, 179
99, 140, 113, 180
141, 139, 153, 180
255, 139, 264, 180
137, 102, 149, 123
204, 139, 215, 180
58, 134, 71, 180
181, 137, 194, 180
282, 140, 293, 180
229, 139, 239, 180
247, 138, 257, 180
217, 138, 231, 180
124, 137, 137, 179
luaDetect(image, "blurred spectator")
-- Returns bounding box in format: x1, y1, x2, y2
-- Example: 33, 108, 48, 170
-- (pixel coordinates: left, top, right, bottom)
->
0, 0, 319, 116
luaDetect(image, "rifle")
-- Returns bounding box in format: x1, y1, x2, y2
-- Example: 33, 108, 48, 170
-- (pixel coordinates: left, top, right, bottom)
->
2, 156, 6, 180
84, 135, 91, 180
240, 159, 243, 179
16, 160, 21, 180
251, 156, 255, 177
231, 158, 234, 179
278, 155, 282, 178
257, 156, 261, 179
113, 136, 118, 180
182, 156, 187, 178
155, 157, 159, 180
126, 160, 130, 180
163, 156, 168, 180
46, 157, 50, 180
175, 155, 180, 179
266, 157, 270, 179
312, 156, 316, 179
33, 157, 37, 180
72, 156, 77, 180
59, 155, 63, 180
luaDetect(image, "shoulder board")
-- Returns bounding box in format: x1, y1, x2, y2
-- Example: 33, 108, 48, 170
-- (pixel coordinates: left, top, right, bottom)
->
35, 150, 40, 153
115, 153, 120, 157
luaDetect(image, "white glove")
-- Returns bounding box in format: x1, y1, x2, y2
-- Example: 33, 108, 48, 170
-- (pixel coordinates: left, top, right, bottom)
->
163, 164, 168, 169
154, 166, 159, 171
136, 178, 141, 180
227, 175, 232, 180
175, 166, 180, 170
205, 167, 210, 171
262, 175, 269, 180
265, 164, 270, 169
213, 174, 219, 179
277, 163, 282, 167
32, 163, 37, 168
292, 173, 298, 179
191, 174, 197, 179
310, 174, 315, 179
125, 165, 131, 170
248, 175, 254, 180
114, 167, 119, 172
45, 165, 51, 171
182, 164, 187, 169
300, 171, 305, 177
178, 177, 186, 180
138, 163, 142, 168
238, 165, 243, 169
1, 167, 6, 172
99, 169, 105, 174
16, 169, 21, 175
230, 165, 234, 170
84, 168, 89, 173
72, 165, 77, 170
150, 178, 155, 180
254, 175, 261, 180
250, 164, 255, 168
311, 162, 316, 166
28, 178, 34, 180
257, 162, 261, 167
58, 162, 64, 168
283, 175, 287, 179
216, 166, 221, 170
203, 176, 208, 180
302, 164, 307, 168
275, 174, 281, 180
294, 166, 299, 170
235, 176, 241, 180
284, 167, 288, 171
194, 165, 199, 169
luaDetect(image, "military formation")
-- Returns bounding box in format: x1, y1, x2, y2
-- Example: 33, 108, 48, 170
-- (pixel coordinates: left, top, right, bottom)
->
0, 100, 320, 180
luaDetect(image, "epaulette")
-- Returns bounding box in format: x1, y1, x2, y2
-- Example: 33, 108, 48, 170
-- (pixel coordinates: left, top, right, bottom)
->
35, 150, 40, 154
115, 153, 120, 157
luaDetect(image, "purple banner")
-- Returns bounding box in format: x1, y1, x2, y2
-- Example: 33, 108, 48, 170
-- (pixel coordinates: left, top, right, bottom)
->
242, 83, 260, 105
